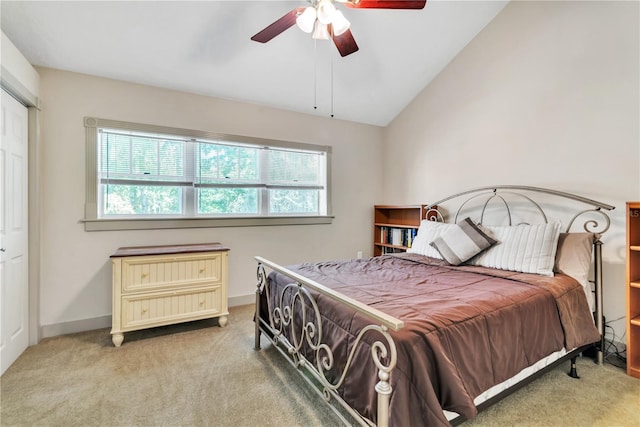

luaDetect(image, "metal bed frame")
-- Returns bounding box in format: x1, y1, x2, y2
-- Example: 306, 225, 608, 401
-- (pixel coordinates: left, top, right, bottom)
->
253, 185, 614, 427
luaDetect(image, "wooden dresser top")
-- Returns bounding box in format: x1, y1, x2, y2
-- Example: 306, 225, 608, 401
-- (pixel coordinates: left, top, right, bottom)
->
111, 243, 229, 258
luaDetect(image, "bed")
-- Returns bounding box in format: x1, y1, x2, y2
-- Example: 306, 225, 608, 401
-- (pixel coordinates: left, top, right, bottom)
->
253, 186, 614, 427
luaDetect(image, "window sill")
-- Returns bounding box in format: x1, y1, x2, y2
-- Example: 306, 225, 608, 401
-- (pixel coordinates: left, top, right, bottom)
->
81, 216, 334, 231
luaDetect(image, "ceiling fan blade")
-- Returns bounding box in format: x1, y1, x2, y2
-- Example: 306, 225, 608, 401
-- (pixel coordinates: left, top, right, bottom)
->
331, 27, 359, 57
344, 0, 426, 9
251, 7, 305, 43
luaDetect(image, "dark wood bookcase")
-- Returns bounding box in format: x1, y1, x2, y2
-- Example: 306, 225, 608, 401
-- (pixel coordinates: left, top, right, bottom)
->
627, 202, 640, 378
373, 205, 437, 256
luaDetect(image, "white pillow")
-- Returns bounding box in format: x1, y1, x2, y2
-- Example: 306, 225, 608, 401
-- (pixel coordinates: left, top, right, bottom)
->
429, 218, 498, 265
406, 220, 456, 259
468, 222, 562, 276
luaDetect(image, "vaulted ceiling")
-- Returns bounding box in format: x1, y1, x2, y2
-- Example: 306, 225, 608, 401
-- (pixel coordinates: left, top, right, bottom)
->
1, 1, 508, 126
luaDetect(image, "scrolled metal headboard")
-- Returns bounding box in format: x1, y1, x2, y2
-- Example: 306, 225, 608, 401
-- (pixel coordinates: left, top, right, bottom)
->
425, 185, 614, 234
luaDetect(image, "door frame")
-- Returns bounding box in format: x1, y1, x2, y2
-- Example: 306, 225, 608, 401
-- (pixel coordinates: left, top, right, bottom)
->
1, 70, 41, 346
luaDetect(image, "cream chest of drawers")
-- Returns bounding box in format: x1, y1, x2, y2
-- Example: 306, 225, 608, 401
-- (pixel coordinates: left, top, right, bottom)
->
110, 243, 229, 347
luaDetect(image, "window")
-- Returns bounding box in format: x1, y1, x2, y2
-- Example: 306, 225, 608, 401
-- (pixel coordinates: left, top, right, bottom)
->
84, 117, 332, 231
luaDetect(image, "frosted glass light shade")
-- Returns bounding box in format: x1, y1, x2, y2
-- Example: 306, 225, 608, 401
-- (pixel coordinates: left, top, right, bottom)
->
296, 7, 316, 33
331, 10, 350, 36
316, 0, 336, 25
312, 22, 330, 40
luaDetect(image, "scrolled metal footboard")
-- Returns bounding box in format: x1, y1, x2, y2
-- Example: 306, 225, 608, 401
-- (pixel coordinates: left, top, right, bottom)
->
254, 256, 404, 427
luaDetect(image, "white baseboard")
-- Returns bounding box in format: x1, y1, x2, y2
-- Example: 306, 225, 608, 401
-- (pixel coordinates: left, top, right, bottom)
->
228, 294, 255, 307
39, 294, 256, 339
40, 315, 112, 339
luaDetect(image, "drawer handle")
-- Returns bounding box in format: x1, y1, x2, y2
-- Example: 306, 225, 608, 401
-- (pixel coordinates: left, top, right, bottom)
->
199, 300, 204, 306
199, 268, 205, 273
141, 273, 148, 278
141, 308, 148, 314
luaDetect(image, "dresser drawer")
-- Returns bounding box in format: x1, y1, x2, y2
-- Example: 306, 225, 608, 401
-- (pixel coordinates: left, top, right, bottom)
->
121, 286, 223, 330
121, 252, 223, 292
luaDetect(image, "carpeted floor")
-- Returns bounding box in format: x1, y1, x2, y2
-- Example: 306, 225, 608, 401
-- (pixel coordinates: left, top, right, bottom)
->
1, 304, 638, 427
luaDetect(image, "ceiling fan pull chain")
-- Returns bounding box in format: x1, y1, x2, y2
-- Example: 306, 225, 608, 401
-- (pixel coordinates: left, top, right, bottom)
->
330, 53, 334, 118
314, 39, 318, 110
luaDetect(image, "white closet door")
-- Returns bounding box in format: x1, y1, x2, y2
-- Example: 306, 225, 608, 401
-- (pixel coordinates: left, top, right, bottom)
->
0, 89, 29, 375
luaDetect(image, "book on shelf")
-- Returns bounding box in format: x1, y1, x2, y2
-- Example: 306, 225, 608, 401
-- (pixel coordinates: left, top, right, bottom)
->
407, 228, 417, 248
379, 227, 418, 248
391, 228, 402, 246
382, 246, 405, 254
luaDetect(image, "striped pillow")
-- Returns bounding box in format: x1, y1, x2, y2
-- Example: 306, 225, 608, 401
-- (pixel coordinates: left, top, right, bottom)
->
429, 218, 498, 265
468, 222, 562, 276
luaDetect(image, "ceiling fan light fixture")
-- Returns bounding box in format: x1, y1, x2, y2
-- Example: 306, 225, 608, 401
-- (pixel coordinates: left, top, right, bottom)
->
316, 0, 337, 25
331, 10, 350, 36
312, 21, 330, 40
296, 6, 317, 33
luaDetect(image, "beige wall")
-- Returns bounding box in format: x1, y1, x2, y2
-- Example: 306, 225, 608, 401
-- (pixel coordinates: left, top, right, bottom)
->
37, 68, 383, 330
383, 1, 639, 336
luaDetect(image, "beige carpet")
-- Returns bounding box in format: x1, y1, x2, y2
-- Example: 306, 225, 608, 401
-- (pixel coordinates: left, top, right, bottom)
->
1, 304, 638, 427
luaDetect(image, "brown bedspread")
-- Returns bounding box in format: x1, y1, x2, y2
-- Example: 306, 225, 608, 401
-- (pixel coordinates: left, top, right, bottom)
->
261, 253, 600, 426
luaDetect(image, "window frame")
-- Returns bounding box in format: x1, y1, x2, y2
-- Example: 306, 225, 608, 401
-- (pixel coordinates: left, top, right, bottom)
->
83, 117, 333, 231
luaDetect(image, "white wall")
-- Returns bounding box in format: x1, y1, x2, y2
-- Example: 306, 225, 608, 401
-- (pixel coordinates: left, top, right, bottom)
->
1, 31, 40, 103
383, 1, 639, 337
37, 68, 383, 331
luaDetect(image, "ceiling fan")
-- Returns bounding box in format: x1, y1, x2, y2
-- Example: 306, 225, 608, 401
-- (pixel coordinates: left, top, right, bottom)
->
251, 0, 427, 58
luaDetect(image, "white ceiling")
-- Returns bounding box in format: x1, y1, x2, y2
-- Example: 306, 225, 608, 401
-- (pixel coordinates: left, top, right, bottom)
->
1, 0, 508, 126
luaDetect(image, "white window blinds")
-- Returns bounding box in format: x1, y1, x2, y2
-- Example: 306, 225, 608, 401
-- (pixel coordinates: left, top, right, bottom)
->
98, 128, 327, 218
